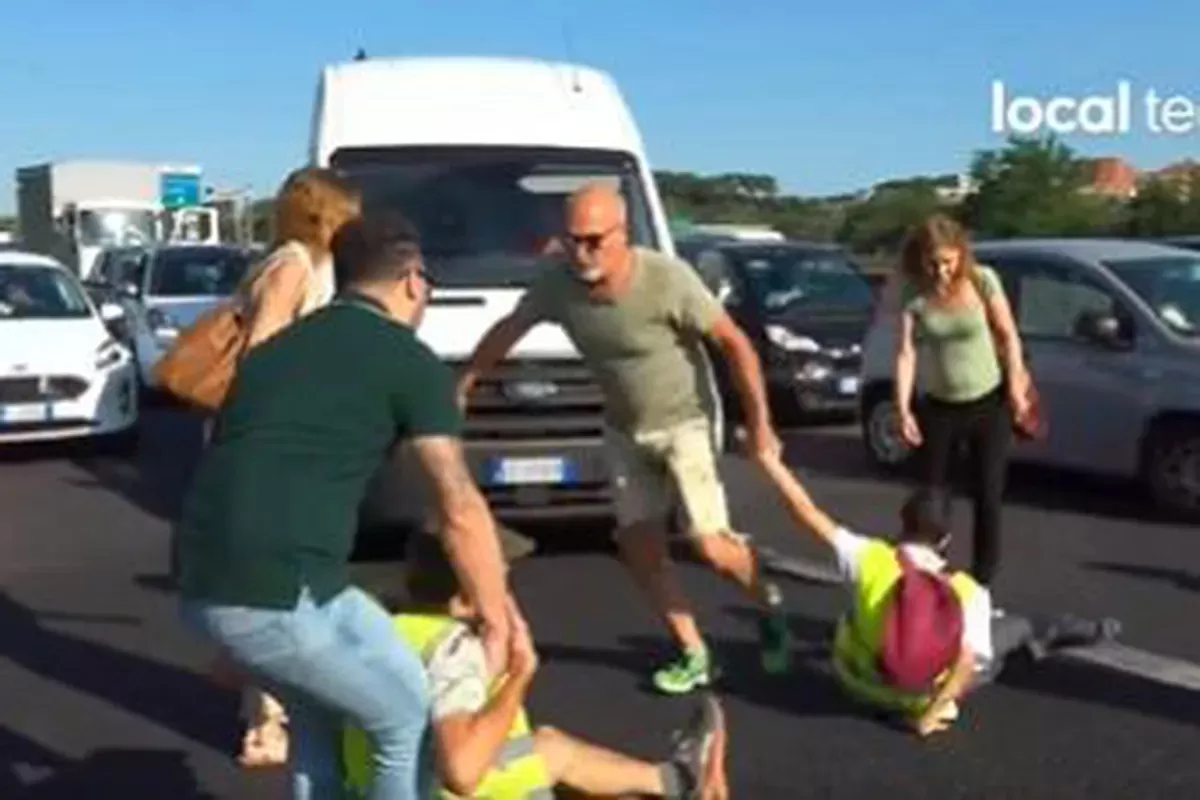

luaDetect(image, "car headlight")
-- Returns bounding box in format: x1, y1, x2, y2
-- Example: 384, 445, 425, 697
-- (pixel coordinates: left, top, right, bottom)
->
765, 324, 820, 353
96, 338, 126, 370
795, 360, 833, 381
147, 307, 179, 339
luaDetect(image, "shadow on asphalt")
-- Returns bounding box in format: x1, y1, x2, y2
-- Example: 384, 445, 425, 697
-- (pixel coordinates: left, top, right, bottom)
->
781, 425, 1171, 525
541, 602, 1200, 732
537, 607, 862, 721
1082, 561, 1200, 594
0, 592, 239, 756
0, 729, 214, 799
65, 407, 206, 523
998, 655, 1200, 730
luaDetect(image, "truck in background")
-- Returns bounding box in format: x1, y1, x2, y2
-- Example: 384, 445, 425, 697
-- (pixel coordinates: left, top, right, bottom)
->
311, 55, 723, 544
15, 161, 221, 279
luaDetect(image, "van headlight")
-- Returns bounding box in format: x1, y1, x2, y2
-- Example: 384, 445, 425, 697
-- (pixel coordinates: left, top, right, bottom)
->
765, 324, 820, 353
96, 338, 126, 370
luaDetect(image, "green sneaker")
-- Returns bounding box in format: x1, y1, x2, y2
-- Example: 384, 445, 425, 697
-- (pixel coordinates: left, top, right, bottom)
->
757, 587, 792, 675
653, 648, 714, 695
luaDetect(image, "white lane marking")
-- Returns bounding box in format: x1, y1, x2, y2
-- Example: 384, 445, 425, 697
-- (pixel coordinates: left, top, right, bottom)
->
1058, 642, 1200, 693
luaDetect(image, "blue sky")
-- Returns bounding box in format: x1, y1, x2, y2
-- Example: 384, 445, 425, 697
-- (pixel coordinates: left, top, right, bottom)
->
1, 0, 1197, 212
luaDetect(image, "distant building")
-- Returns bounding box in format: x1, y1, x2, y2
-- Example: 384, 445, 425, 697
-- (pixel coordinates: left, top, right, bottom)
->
1143, 159, 1200, 199
934, 174, 977, 203
1079, 157, 1138, 198
865, 173, 975, 204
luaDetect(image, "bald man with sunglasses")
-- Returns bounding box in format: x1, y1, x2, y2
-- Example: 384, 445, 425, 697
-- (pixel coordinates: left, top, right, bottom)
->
457, 184, 790, 695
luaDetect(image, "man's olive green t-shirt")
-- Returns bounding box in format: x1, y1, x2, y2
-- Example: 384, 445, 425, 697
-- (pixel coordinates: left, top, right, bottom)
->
513, 247, 724, 435
177, 296, 463, 609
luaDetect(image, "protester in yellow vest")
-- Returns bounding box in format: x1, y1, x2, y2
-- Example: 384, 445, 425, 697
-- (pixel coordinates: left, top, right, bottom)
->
747, 443, 1120, 737
344, 528, 729, 799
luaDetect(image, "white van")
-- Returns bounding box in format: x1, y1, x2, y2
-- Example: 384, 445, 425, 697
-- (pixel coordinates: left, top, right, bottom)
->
311, 55, 719, 539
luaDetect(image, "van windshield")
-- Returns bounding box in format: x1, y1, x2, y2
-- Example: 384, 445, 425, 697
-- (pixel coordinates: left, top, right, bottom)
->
331, 146, 658, 288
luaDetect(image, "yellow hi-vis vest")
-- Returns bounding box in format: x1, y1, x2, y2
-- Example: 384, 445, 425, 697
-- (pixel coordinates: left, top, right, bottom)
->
342, 612, 554, 799
831, 540, 981, 716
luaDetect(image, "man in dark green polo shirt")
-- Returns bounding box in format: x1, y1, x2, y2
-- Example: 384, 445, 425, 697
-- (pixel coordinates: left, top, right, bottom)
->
177, 211, 518, 800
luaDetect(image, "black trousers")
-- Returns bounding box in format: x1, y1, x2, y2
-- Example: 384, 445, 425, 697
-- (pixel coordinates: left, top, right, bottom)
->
919, 386, 1011, 587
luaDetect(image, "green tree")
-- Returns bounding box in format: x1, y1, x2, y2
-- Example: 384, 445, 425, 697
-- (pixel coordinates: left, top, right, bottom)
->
837, 183, 943, 254
1122, 170, 1200, 237
962, 135, 1120, 237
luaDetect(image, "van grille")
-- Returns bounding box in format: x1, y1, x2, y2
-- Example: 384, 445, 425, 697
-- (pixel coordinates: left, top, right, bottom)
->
459, 358, 606, 441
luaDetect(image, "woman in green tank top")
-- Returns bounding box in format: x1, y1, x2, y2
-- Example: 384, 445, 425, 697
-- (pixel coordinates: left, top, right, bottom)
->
892, 215, 1032, 590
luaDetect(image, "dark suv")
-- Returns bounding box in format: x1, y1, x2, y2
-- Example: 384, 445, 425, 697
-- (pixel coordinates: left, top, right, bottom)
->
677, 238, 875, 424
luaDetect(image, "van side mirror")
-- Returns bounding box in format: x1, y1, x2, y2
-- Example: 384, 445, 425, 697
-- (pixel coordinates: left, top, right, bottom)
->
1074, 309, 1129, 348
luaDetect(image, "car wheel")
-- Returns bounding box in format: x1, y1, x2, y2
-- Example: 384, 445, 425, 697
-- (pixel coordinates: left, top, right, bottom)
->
862, 390, 915, 473
1143, 422, 1200, 521
95, 427, 140, 459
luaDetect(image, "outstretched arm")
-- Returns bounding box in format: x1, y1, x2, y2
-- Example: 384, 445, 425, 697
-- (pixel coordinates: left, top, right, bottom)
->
455, 313, 536, 406
411, 436, 514, 673
753, 453, 841, 549
706, 313, 775, 451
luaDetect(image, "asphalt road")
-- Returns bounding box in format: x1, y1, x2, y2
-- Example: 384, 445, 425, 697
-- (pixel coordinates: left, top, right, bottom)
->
3, 407, 1200, 798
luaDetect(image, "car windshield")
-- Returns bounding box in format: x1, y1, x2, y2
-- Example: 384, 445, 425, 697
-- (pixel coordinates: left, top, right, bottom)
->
148, 247, 252, 297
732, 249, 874, 312
332, 146, 658, 288
1105, 255, 1200, 336
0, 265, 92, 319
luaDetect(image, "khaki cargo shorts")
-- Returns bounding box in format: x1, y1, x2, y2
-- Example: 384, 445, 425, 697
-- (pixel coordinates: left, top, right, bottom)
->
604, 416, 734, 538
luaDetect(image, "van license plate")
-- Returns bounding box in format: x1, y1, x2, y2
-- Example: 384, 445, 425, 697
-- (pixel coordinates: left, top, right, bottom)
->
838, 376, 860, 395
1, 404, 48, 424
491, 457, 567, 485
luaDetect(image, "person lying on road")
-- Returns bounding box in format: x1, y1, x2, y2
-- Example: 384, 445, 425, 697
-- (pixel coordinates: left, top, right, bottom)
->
746, 440, 1120, 736
343, 528, 729, 799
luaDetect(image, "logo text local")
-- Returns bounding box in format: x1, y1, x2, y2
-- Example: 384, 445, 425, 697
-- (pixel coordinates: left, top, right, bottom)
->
991, 81, 1200, 136
991, 81, 1135, 135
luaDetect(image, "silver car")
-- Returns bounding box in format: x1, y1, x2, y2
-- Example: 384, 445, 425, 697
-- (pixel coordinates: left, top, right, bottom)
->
86, 244, 253, 387
858, 238, 1200, 519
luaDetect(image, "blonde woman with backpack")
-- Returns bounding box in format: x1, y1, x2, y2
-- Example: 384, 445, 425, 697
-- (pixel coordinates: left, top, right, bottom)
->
199, 166, 361, 767
744, 439, 1119, 735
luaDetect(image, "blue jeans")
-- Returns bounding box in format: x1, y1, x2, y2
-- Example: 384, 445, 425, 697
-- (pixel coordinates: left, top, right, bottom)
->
182, 585, 433, 799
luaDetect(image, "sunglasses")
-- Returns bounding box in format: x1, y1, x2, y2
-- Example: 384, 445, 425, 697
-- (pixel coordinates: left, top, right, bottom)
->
565, 224, 620, 251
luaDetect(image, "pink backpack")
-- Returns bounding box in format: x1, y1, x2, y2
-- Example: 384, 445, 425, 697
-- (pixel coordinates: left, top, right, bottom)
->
877, 548, 964, 692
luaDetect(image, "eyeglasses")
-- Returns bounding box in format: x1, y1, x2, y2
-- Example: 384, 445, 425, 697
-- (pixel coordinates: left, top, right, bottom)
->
405, 263, 434, 288
566, 224, 620, 252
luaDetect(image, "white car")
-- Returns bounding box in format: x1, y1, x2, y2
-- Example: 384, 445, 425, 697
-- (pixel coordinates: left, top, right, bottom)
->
0, 250, 138, 453
88, 244, 253, 387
